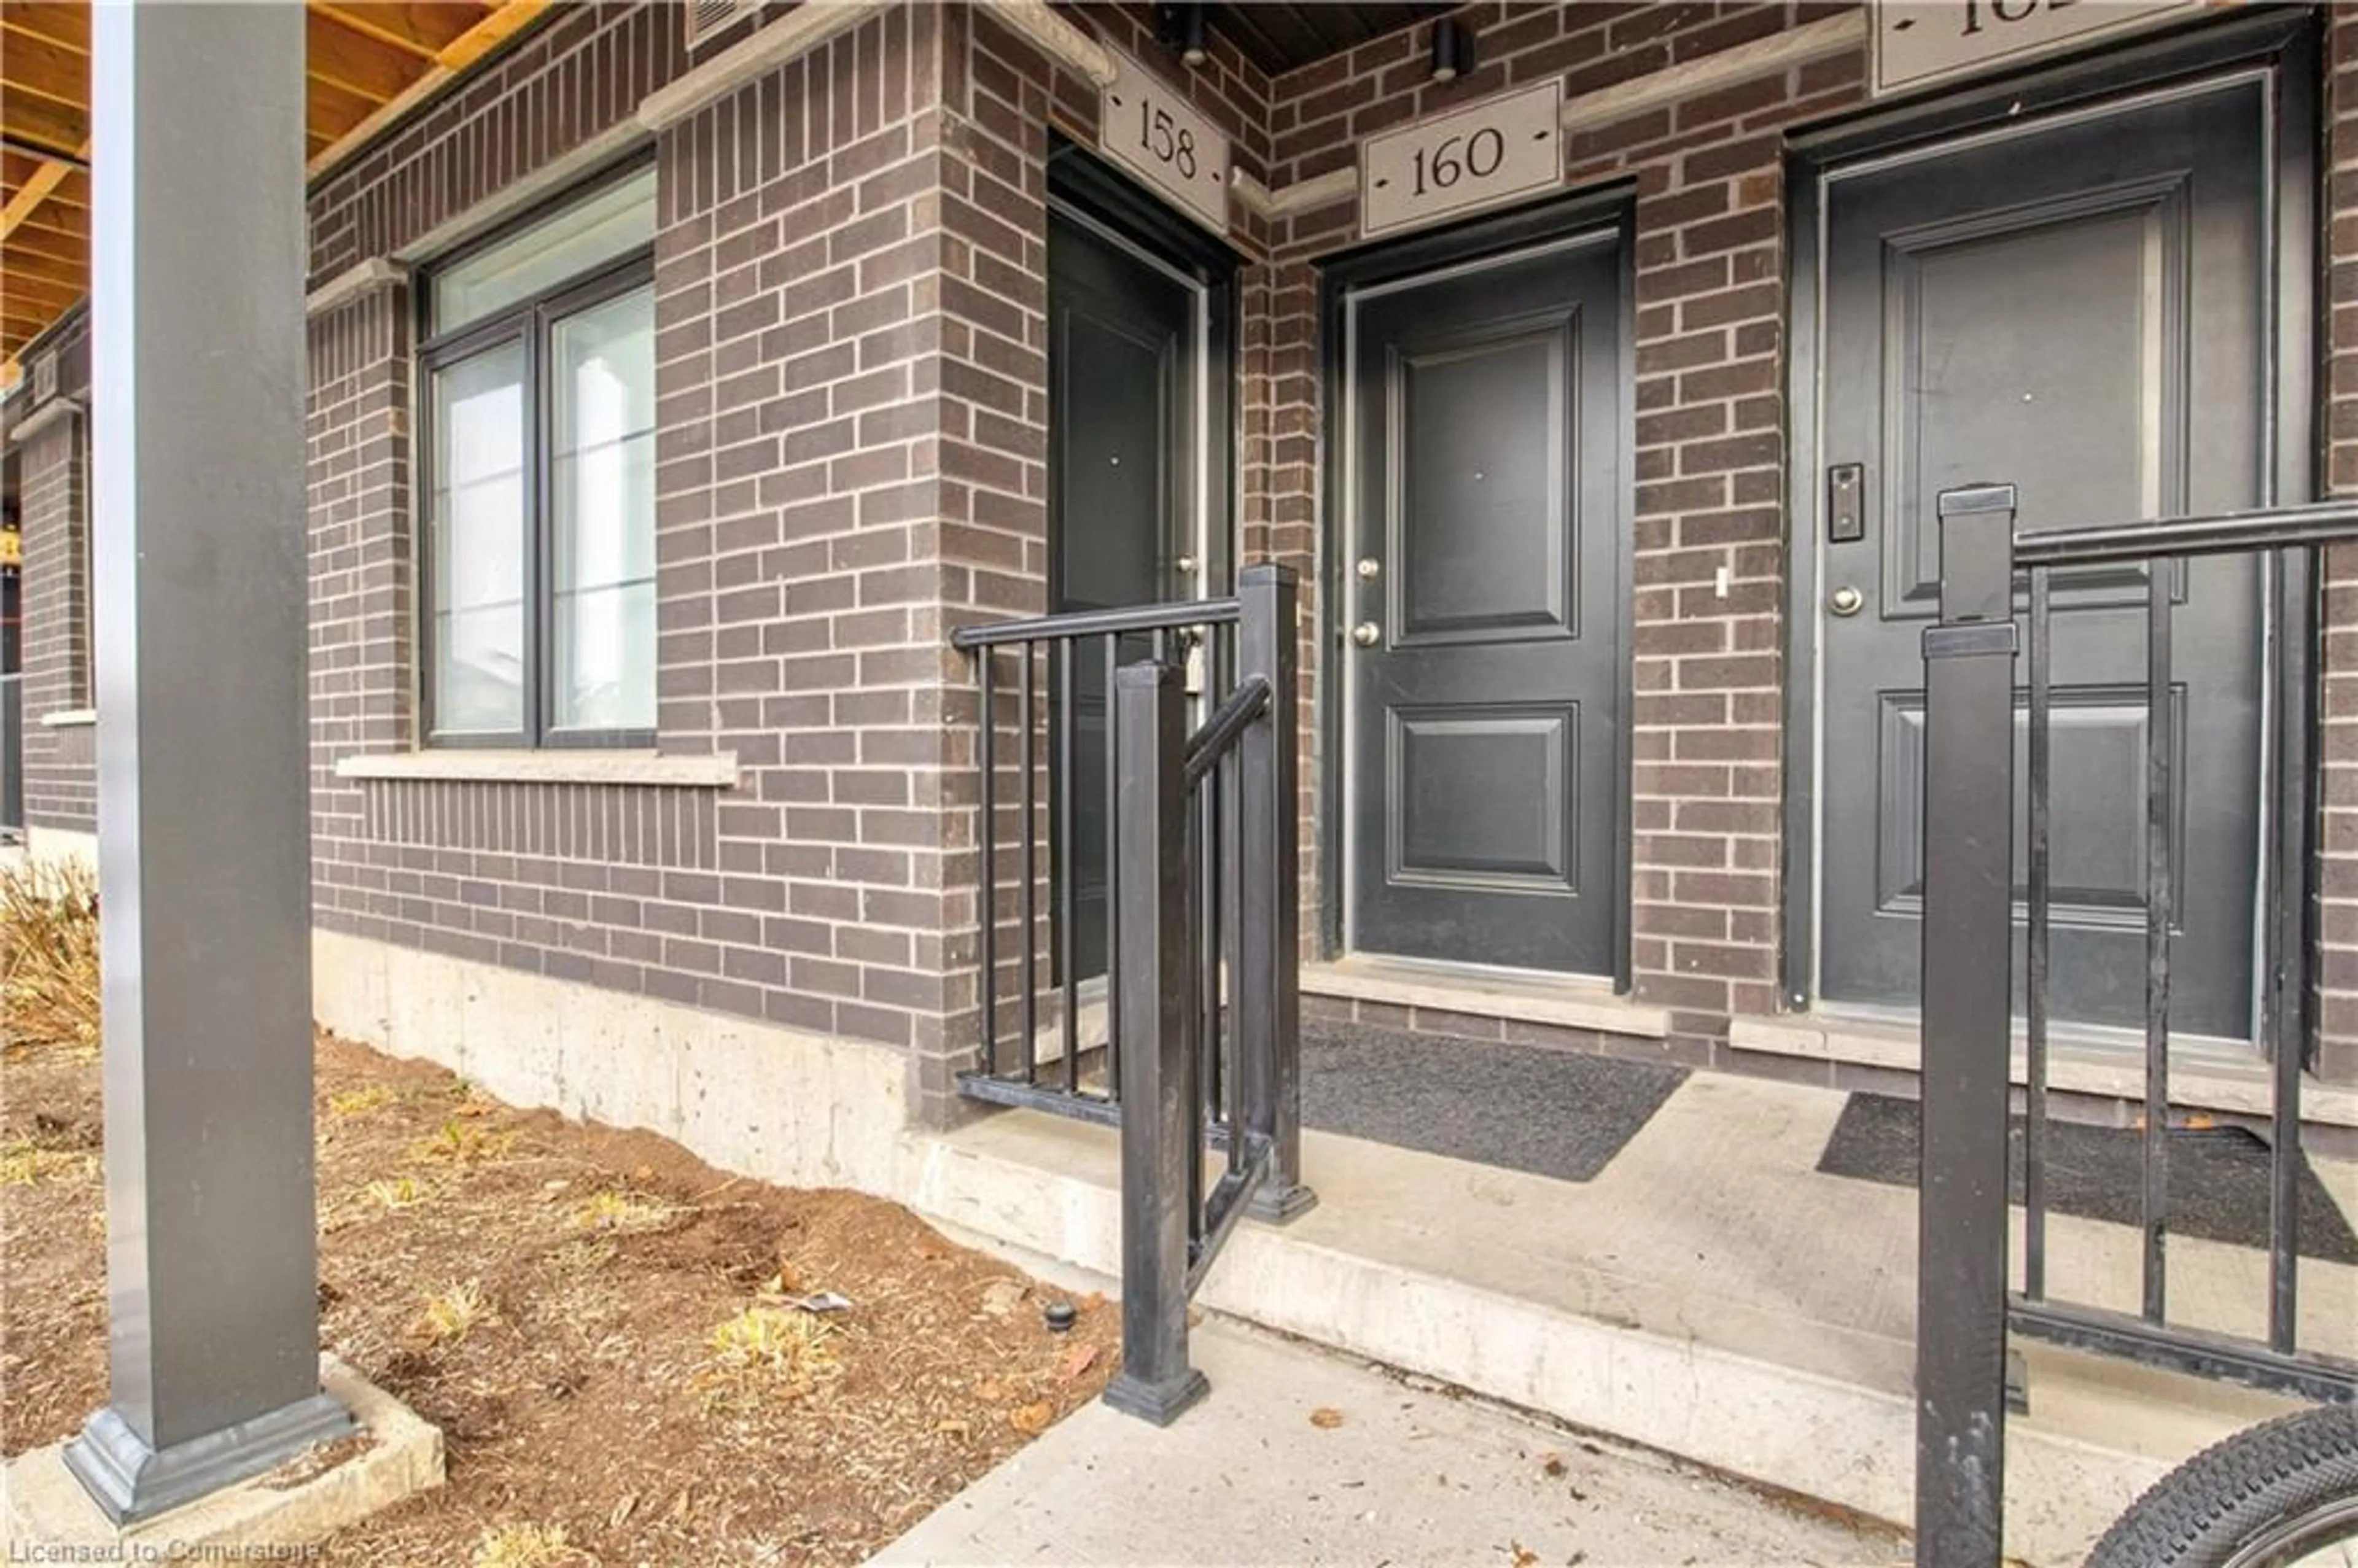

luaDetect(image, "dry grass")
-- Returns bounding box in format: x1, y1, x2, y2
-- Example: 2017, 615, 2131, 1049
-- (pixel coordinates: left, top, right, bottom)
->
698, 1304, 841, 1410
1, 1139, 91, 1186
1, 847, 1121, 1565
364, 1174, 431, 1211
406, 1117, 515, 1166
571, 1187, 678, 1233
4, 1023, 1123, 1567
0, 858, 100, 1056
329, 1085, 397, 1119
470, 1522, 589, 1568
414, 1279, 499, 1345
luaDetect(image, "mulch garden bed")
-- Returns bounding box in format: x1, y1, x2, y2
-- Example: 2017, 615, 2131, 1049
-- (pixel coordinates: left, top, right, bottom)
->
2, 1023, 1121, 1566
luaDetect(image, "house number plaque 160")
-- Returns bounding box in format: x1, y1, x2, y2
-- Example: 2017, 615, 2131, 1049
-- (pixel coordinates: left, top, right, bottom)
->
1360, 81, 1564, 240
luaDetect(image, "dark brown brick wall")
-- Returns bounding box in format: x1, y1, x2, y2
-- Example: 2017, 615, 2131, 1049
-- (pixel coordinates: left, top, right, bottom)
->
15, 307, 94, 837
306, 6, 1013, 1068
648, 6, 975, 1063
2319, 4, 2357, 1084
308, 285, 414, 942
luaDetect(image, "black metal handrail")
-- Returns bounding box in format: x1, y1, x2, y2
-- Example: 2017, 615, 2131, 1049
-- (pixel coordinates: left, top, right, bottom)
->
2014, 497, 2358, 566
950, 596, 1242, 650
949, 565, 1313, 1424
1181, 675, 1269, 790
1914, 484, 2357, 1568
958, 594, 1243, 1115
1099, 564, 1314, 1425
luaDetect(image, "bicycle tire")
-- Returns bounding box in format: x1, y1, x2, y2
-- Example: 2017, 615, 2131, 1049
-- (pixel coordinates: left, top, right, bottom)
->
2084, 1404, 2358, 1568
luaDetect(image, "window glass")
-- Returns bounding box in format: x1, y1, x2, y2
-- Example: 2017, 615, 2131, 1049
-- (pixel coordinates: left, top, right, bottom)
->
548, 284, 657, 734
430, 168, 657, 336
421, 165, 656, 747
428, 343, 528, 735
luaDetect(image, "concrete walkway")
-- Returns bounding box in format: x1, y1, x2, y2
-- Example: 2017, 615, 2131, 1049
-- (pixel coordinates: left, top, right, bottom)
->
871, 1319, 1908, 1568
905, 1069, 2343, 1562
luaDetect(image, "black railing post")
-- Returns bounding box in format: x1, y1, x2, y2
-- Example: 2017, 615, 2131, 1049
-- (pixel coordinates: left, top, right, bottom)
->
1915, 482, 2020, 1568
1103, 657, 1210, 1426
1237, 563, 1316, 1222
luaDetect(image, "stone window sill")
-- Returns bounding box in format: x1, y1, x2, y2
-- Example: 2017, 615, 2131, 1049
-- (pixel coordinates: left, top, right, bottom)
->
335, 750, 738, 788
39, 708, 96, 729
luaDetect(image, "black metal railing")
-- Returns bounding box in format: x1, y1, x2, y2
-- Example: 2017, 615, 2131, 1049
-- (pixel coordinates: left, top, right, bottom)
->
951, 564, 1315, 1421
952, 594, 1242, 1119
1915, 485, 2358, 1568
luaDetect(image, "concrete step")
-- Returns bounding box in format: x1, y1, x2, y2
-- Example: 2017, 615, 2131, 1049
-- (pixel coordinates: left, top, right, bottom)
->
902, 1071, 2350, 1568
871, 1316, 1909, 1567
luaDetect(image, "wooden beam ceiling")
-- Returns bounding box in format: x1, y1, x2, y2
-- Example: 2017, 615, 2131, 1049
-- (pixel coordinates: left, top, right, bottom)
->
0, 0, 550, 367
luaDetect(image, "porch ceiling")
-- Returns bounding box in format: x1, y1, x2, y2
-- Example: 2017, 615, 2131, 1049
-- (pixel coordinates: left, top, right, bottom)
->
1205, 2, 1455, 76
0, 0, 549, 381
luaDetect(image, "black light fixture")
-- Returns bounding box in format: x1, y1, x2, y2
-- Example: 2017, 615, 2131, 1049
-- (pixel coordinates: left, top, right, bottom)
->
1157, 2, 1209, 68
1430, 15, 1476, 83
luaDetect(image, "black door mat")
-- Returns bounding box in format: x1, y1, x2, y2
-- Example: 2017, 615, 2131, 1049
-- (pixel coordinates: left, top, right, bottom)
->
1816, 1093, 2358, 1266
1300, 1017, 1687, 1184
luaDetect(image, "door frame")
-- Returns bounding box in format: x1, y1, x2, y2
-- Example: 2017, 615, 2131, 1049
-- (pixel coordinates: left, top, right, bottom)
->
1315, 188, 1639, 989
1780, 9, 2319, 1056
1045, 141, 1238, 604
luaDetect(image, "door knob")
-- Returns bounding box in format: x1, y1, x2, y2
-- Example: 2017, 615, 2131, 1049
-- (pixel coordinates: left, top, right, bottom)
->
1351, 621, 1381, 648
1356, 557, 1382, 580
1829, 585, 1864, 617
1176, 554, 1199, 575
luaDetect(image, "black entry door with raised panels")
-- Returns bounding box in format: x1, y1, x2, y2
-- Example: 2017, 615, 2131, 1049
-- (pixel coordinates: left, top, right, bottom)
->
1347, 235, 1624, 976
1047, 207, 1196, 980
1817, 79, 2270, 1041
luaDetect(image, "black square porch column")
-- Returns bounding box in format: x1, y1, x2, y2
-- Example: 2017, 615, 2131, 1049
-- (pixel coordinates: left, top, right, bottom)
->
60, 0, 354, 1524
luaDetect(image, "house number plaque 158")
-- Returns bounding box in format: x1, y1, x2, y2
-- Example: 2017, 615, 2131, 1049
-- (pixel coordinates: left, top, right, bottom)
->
1100, 46, 1231, 235
1360, 80, 1564, 240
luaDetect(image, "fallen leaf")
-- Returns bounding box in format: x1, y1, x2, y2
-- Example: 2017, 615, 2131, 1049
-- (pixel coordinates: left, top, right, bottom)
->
1009, 1401, 1054, 1435
1541, 1453, 1566, 1478
980, 1279, 1027, 1318
1079, 1291, 1107, 1313
671, 1486, 693, 1522
935, 1418, 971, 1440
774, 1259, 803, 1294
976, 1378, 1012, 1403
609, 1492, 638, 1528
781, 1290, 854, 1314
633, 1164, 655, 1182
1509, 1543, 1538, 1568
1059, 1343, 1100, 1381
1309, 1407, 1345, 1429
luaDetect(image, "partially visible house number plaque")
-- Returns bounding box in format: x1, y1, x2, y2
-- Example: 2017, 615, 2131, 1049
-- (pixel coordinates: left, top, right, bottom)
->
1100, 46, 1231, 235
1360, 81, 1563, 240
1874, 0, 2204, 97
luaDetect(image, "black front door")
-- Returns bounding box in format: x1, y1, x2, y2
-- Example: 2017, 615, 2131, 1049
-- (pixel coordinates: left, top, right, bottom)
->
1048, 206, 1196, 979
1816, 78, 2272, 1041
1346, 233, 1624, 976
